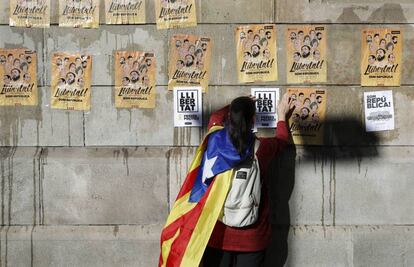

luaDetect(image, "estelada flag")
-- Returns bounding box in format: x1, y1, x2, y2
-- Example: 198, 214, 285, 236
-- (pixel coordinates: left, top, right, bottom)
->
159, 126, 254, 267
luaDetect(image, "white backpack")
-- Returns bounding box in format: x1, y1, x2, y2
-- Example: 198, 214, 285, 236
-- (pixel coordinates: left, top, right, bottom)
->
220, 140, 261, 228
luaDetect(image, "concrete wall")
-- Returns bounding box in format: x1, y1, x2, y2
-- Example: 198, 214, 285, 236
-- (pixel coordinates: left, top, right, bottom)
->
1, 1, 414, 266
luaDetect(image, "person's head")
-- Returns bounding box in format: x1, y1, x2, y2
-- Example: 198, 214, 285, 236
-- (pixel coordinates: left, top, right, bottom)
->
376, 48, 386, 60
263, 49, 271, 59
120, 57, 126, 64
175, 40, 182, 48
20, 62, 29, 72
228, 96, 256, 154
313, 50, 321, 61
146, 58, 152, 66
13, 58, 21, 68
303, 98, 311, 107
185, 54, 194, 67
23, 73, 31, 82
253, 34, 260, 43
290, 31, 297, 40
301, 45, 311, 58
310, 102, 318, 112
316, 32, 322, 40
374, 33, 380, 42
366, 35, 372, 43
0, 55, 6, 64
244, 51, 251, 61
303, 35, 311, 45
386, 42, 394, 52
368, 55, 376, 64
122, 77, 130, 86
379, 38, 386, 48
293, 52, 301, 62
260, 38, 268, 47
130, 71, 140, 82
188, 45, 196, 54
316, 95, 323, 104
195, 49, 203, 60
176, 60, 184, 69
11, 68, 21, 81
240, 31, 246, 39
3, 75, 11, 84
300, 107, 310, 119
388, 53, 396, 63
66, 72, 76, 85
69, 63, 76, 72
251, 45, 260, 57
266, 31, 272, 39
311, 39, 319, 49
392, 36, 398, 44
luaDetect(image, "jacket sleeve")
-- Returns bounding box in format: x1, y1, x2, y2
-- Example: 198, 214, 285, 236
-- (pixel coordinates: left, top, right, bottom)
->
208, 105, 230, 130
256, 121, 289, 170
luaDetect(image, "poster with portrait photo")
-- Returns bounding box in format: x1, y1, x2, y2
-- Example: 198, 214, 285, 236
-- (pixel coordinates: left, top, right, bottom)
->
59, 0, 99, 28
364, 90, 395, 132
105, 0, 145, 24
9, 0, 50, 28
173, 86, 202, 127
236, 24, 278, 83
155, 0, 197, 30
168, 34, 212, 93
251, 88, 279, 128
361, 29, 402, 87
286, 25, 327, 84
51, 52, 92, 111
287, 88, 327, 145
115, 51, 156, 109
0, 49, 37, 106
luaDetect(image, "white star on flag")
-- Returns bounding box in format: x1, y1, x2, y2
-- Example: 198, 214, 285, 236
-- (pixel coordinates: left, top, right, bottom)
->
201, 155, 218, 184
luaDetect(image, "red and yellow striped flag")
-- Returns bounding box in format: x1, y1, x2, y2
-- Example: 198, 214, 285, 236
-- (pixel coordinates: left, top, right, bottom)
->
159, 126, 234, 267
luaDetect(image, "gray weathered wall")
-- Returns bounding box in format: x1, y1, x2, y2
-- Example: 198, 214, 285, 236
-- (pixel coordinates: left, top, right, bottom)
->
1, 0, 414, 266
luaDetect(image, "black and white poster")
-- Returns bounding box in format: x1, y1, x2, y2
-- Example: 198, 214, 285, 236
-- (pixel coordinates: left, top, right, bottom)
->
174, 86, 202, 127
364, 90, 395, 132
251, 88, 279, 128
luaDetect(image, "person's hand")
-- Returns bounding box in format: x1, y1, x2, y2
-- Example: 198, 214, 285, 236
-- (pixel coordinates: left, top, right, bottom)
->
277, 92, 295, 121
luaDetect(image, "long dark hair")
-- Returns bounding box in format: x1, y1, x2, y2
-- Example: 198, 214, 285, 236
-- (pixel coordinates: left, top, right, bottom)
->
228, 97, 256, 155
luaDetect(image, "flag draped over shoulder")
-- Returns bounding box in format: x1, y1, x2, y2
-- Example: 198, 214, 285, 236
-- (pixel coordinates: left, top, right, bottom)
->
159, 126, 253, 267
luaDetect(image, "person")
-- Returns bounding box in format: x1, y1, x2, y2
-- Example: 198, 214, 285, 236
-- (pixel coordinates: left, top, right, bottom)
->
202, 93, 293, 267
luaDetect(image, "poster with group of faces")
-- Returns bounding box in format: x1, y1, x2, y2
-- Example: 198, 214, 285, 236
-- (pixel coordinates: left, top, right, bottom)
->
168, 34, 212, 93
286, 25, 327, 84
51, 52, 92, 110
361, 29, 402, 87
236, 24, 278, 83
0, 49, 37, 106
114, 51, 156, 109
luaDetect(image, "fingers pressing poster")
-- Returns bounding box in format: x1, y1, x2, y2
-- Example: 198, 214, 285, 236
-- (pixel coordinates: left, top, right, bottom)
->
51, 53, 92, 111
251, 88, 279, 128
155, 0, 197, 30
286, 25, 327, 84
168, 34, 212, 93
105, 0, 146, 24
173, 87, 202, 127
364, 90, 395, 132
287, 88, 327, 145
361, 29, 402, 87
0, 49, 37, 106
10, 0, 50, 28
59, 0, 99, 28
115, 51, 156, 109
236, 24, 278, 83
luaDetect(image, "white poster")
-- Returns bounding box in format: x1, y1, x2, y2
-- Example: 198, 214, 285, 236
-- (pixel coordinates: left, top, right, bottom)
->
251, 88, 279, 128
364, 90, 395, 132
174, 86, 202, 127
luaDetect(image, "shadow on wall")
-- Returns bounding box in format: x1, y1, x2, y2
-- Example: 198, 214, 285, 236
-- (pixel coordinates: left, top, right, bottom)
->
265, 117, 380, 267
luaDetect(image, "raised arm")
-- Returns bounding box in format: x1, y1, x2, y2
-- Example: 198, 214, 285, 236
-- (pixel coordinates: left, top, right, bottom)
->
257, 92, 293, 166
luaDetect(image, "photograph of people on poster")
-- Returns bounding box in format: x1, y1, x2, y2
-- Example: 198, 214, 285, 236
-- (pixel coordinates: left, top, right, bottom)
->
168, 34, 211, 93
115, 51, 156, 109
286, 25, 327, 84
236, 24, 278, 83
0, 49, 37, 106
287, 88, 327, 145
51, 52, 92, 110
361, 29, 402, 87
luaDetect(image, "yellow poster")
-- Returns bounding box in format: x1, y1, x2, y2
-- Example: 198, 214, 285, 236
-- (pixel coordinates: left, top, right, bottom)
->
236, 24, 278, 83
286, 25, 327, 84
114, 51, 156, 109
59, 0, 99, 28
51, 53, 92, 111
361, 28, 402, 87
154, 0, 197, 30
9, 0, 50, 28
0, 49, 37, 106
105, 0, 146, 24
287, 88, 327, 145
168, 34, 212, 93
